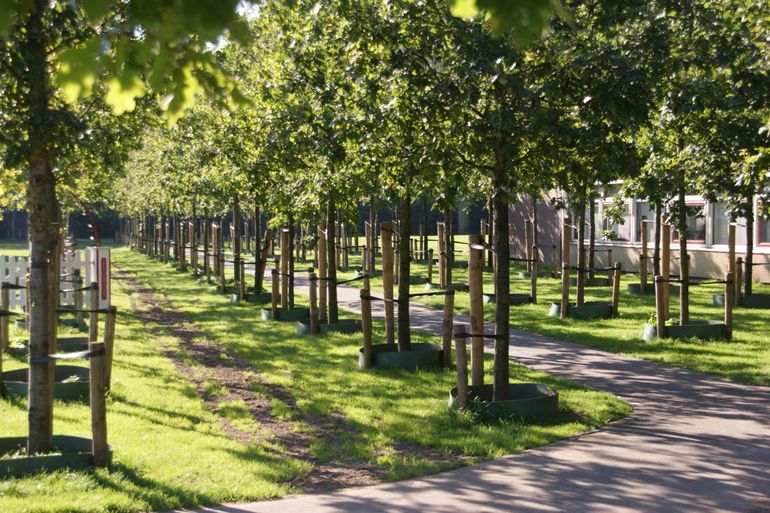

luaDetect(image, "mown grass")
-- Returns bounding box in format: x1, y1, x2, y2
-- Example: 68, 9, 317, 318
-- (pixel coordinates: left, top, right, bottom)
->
320, 236, 770, 387
0, 243, 630, 513
116, 247, 630, 478
0, 239, 29, 257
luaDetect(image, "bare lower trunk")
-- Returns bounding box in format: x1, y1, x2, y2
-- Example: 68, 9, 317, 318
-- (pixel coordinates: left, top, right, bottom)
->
678, 177, 689, 324
397, 194, 412, 351
588, 197, 595, 278
327, 193, 338, 323
443, 207, 453, 286
576, 200, 586, 306
492, 179, 510, 402
288, 215, 295, 308
745, 195, 754, 296
25, 1, 58, 454
233, 197, 241, 284
254, 205, 262, 292
653, 206, 661, 276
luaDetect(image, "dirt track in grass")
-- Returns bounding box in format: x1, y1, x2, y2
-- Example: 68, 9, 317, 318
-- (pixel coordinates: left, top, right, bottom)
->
115, 266, 468, 493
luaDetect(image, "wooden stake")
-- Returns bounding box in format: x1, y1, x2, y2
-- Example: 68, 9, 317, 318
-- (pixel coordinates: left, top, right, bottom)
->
103, 306, 117, 390
89, 341, 108, 468
724, 272, 733, 340
381, 222, 395, 347
454, 324, 468, 409
89, 282, 99, 342
271, 264, 279, 320
655, 275, 666, 338
611, 262, 621, 317
361, 287, 373, 368
442, 290, 455, 368
427, 248, 434, 285
394, 248, 400, 286
561, 217, 571, 319
468, 234, 484, 387
309, 272, 319, 334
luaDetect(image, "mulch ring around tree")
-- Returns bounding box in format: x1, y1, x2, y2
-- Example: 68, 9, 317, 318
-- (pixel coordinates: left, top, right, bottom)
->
114, 267, 470, 493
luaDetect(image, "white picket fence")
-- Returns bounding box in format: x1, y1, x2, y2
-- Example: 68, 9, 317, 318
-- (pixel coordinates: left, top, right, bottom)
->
0, 251, 85, 311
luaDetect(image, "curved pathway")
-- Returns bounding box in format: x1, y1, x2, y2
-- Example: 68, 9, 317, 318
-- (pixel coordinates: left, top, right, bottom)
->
174, 264, 770, 513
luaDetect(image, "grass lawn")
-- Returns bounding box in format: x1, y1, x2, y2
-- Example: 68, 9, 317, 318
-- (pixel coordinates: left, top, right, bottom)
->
0, 240, 29, 257
0, 244, 629, 513
320, 236, 770, 387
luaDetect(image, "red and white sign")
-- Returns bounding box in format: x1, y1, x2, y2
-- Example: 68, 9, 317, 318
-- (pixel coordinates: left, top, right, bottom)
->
85, 247, 111, 308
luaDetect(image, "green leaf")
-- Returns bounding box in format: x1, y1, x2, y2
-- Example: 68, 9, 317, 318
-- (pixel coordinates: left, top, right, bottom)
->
80, 0, 112, 23
54, 38, 102, 103
449, 0, 480, 19
105, 73, 147, 115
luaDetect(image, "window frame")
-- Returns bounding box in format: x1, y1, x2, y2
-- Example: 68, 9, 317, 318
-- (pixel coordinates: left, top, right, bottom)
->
672, 201, 707, 245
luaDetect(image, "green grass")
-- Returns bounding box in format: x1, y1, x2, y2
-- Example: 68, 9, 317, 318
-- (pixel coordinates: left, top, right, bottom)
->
320, 237, 770, 387
0, 239, 29, 257
115, 248, 628, 476
0, 243, 630, 513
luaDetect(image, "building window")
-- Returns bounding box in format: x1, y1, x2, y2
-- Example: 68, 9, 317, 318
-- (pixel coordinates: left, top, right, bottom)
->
713, 203, 747, 246
759, 217, 770, 246
673, 204, 706, 244
635, 201, 654, 242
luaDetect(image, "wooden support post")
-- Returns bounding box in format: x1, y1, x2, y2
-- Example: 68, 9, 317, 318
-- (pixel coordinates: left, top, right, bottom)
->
530, 245, 538, 304
551, 245, 558, 278
454, 324, 468, 409
309, 272, 319, 334
724, 272, 733, 340
89, 282, 99, 342
661, 224, 671, 318
438, 222, 446, 289
271, 265, 279, 320
442, 290, 455, 368
239, 260, 246, 301
361, 287, 373, 368
655, 275, 667, 339
736, 257, 743, 304
318, 221, 328, 324
728, 223, 736, 306
280, 229, 289, 311
381, 222, 395, 347
103, 306, 117, 390
73, 269, 85, 330
468, 234, 484, 387
641, 220, 649, 292
561, 217, 571, 319
89, 341, 108, 468
427, 249, 434, 285
611, 262, 622, 318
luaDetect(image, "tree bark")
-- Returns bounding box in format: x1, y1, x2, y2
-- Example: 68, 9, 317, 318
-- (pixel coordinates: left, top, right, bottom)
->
576, 198, 586, 306
745, 194, 754, 296
397, 194, 412, 351
25, 0, 57, 453
233, 197, 241, 284
492, 177, 510, 402
288, 214, 295, 308
254, 205, 262, 292
653, 206, 661, 276
588, 196, 596, 278
443, 207, 453, 286
678, 174, 689, 324
327, 193, 338, 323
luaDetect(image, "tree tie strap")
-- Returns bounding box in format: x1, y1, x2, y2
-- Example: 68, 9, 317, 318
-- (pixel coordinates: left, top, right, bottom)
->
360, 294, 400, 303
407, 290, 454, 298
0, 309, 24, 317
56, 308, 113, 314
509, 257, 536, 263
1, 282, 26, 290
336, 275, 365, 285
454, 331, 507, 340
750, 262, 770, 267
60, 283, 98, 294
29, 346, 105, 364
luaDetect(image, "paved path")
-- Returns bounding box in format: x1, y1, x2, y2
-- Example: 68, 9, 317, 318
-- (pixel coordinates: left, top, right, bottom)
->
173, 259, 770, 513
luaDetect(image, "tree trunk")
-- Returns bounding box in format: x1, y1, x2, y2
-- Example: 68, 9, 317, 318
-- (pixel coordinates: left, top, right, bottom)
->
327, 193, 338, 323
653, 206, 661, 276
254, 205, 262, 293
576, 199, 586, 306
678, 177, 689, 324
25, 0, 57, 453
421, 197, 429, 260
368, 198, 376, 273
288, 214, 295, 308
443, 207, 453, 286
492, 175, 510, 402
588, 197, 596, 278
233, 197, 241, 284
397, 194, 412, 351
745, 194, 754, 296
